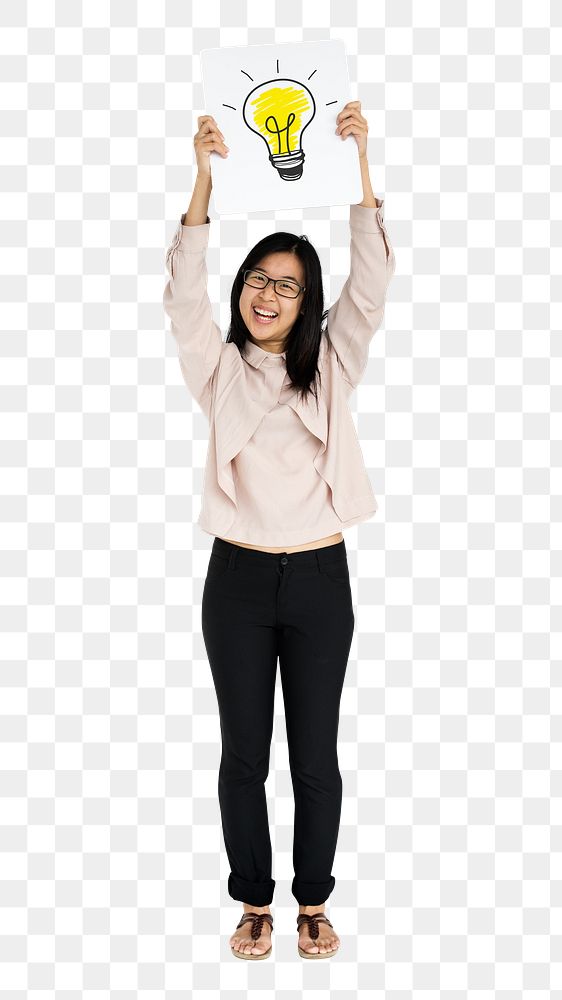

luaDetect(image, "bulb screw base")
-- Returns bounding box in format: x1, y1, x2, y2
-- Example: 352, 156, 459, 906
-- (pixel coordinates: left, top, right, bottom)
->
270, 149, 305, 181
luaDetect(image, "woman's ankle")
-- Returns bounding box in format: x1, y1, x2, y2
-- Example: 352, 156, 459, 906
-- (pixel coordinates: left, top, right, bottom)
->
243, 903, 271, 914
298, 904, 326, 914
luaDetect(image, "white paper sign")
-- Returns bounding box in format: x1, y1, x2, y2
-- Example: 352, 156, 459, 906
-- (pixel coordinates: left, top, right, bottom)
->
200, 39, 363, 216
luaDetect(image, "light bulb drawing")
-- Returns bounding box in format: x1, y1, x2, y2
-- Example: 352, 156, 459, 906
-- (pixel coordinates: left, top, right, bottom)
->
242, 79, 316, 181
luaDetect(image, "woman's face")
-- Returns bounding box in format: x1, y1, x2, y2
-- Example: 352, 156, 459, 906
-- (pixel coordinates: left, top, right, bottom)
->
239, 251, 305, 354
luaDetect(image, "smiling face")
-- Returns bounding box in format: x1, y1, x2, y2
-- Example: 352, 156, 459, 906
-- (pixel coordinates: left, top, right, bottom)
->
239, 251, 306, 354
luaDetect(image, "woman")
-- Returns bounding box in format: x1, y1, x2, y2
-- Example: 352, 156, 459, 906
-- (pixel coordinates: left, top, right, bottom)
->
163, 102, 396, 959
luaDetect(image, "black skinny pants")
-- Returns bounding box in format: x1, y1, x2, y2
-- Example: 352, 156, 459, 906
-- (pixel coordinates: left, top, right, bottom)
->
201, 535, 355, 907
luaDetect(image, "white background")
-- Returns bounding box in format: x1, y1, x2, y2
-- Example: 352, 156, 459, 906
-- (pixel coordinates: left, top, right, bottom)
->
0, 0, 559, 994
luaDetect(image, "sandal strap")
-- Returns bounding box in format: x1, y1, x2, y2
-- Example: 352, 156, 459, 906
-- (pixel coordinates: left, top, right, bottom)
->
236, 911, 274, 939
296, 912, 333, 940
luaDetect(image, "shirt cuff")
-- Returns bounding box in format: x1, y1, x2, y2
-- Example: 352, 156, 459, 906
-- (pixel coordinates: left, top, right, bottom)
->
175, 213, 211, 252
349, 198, 387, 235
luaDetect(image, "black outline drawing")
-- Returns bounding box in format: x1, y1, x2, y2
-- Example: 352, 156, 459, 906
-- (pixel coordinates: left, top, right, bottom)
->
220, 61, 340, 183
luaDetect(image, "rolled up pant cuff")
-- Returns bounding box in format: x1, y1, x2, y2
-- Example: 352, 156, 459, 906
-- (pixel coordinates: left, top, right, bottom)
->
291, 875, 335, 906
228, 872, 275, 906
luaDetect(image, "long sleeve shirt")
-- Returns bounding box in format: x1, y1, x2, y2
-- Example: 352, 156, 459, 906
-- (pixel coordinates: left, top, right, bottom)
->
163, 199, 396, 546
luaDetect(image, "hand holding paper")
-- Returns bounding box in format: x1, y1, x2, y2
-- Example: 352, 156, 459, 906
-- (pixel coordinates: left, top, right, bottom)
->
200, 39, 364, 214
335, 101, 369, 159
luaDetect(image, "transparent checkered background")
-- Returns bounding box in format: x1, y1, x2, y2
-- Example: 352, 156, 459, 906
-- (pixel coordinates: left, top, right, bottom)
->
1, 0, 560, 995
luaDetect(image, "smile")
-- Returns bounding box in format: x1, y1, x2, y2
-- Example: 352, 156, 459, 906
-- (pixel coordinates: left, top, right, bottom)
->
253, 306, 278, 323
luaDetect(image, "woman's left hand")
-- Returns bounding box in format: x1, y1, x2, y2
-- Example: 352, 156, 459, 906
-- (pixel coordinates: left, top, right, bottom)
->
335, 101, 369, 159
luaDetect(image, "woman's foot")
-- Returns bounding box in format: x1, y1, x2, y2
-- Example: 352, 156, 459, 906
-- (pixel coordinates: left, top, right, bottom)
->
297, 904, 340, 955
230, 905, 273, 957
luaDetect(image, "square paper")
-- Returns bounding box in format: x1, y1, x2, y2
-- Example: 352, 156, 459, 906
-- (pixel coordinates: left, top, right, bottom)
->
200, 39, 364, 216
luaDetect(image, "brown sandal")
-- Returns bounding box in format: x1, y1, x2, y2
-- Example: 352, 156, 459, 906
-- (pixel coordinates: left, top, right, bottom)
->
297, 912, 338, 959
231, 911, 273, 960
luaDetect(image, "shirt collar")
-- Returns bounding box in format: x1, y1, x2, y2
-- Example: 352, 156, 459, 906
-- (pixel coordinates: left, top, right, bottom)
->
242, 338, 287, 368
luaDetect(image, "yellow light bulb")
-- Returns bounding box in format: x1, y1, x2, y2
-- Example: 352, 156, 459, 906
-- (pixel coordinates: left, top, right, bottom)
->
242, 78, 316, 181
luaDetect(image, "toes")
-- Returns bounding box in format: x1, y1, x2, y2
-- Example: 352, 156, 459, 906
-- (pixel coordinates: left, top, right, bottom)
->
298, 931, 339, 955
307, 937, 339, 953
299, 933, 342, 954
231, 932, 270, 955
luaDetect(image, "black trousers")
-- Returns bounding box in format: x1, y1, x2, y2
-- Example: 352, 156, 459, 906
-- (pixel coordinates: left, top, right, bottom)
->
201, 535, 355, 907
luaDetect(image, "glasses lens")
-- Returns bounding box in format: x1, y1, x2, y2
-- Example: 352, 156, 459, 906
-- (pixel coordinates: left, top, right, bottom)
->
276, 280, 300, 298
245, 270, 267, 287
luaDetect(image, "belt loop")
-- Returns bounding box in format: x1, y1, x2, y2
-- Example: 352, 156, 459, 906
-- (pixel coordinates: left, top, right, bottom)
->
228, 545, 238, 571
315, 549, 322, 571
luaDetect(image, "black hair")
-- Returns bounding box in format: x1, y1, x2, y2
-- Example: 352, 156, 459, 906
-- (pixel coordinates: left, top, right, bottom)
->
225, 229, 329, 410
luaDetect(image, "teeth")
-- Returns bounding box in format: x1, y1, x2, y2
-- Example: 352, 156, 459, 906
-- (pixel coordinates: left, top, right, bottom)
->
254, 307, 277, 317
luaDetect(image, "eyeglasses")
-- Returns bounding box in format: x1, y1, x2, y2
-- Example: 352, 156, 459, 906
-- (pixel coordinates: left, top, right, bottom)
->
243, 269, 305, 299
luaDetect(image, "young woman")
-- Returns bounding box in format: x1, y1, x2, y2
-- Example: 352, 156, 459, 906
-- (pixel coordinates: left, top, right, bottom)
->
163, 102, 396, 960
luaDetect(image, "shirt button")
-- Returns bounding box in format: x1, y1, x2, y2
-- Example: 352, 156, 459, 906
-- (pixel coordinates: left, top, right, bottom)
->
280, 556, 288, 565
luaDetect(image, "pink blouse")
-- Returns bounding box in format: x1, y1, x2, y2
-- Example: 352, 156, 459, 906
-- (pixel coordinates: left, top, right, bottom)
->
163, 200, 396, 546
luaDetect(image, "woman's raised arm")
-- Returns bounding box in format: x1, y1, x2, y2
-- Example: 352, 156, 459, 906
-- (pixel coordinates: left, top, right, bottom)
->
163, 115, 229, 417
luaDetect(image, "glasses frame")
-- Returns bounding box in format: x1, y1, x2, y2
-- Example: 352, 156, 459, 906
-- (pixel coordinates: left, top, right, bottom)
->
243, 268, 305, 299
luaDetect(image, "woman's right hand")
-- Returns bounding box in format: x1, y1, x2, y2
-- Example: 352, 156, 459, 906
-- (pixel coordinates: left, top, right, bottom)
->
194, 115, 229, 178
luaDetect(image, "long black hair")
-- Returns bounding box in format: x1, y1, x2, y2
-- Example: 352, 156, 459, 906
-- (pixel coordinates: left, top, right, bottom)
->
225, 230, 329, 409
